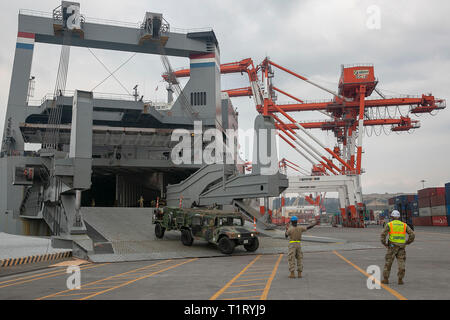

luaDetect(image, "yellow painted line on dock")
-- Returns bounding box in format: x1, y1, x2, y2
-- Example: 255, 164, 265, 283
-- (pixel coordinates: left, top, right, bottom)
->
260, 254, 283, 300
36, 259, 171, 300
0, 263, 109, 289
333, 250, 407, 300
210, 254, 282, 300
37, 258, 197, 300
235, 277, 270, 282
244, 271, 273, 275
229, 282, 266, 288
79, 258, 197, 300
210, 255, 262, 300
222, 295, 261, 300
223, 288, 264, 295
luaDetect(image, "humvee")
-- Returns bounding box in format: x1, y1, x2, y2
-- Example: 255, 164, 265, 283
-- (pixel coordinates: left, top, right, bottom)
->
152, 207, 259, 254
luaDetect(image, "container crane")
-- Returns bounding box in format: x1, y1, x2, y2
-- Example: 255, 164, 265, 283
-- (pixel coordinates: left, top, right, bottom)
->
163, 57, 446, 227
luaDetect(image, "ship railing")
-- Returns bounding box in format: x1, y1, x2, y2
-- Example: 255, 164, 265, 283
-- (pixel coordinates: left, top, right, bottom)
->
171, 27, 213, 34
30, 90, 155, 106
19, 9, 212, 34
19, 9, 53, 19
341, 63, 375, 69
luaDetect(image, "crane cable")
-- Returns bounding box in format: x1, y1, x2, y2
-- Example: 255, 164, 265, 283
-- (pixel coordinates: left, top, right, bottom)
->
43, 33, 71, 150
88, 48, 133, 95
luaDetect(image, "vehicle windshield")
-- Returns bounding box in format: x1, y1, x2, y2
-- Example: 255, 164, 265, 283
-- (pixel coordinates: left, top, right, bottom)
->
217, 217, 242, 226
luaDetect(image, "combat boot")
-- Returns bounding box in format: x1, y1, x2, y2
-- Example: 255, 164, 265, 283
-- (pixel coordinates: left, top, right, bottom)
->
289, 272, 295, 278
398, 278, 404, 285
297, 272, 302, 278
381, 278, 389, 284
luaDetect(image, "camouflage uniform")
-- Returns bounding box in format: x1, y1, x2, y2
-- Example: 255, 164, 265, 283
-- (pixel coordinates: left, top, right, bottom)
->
286, 226, 307, 273
380, 221, 415, 280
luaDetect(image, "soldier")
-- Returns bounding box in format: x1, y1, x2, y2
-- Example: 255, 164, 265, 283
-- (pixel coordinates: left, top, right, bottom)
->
285, 216, 318, 278
138, 195, 145, 208
380, 210, 415, 285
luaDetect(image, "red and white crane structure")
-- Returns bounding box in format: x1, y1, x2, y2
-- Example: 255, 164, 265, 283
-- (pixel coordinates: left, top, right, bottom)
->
163, 58, 445, 227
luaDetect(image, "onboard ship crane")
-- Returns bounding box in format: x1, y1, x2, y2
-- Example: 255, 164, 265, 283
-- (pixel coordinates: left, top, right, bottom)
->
163, 58, 446, 227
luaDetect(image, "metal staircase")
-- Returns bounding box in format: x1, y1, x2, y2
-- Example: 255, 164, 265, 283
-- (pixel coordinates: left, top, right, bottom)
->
19, 185, 42, 218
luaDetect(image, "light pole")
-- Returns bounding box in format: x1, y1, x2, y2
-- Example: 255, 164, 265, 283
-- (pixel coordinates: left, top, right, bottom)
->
420, 180, 426, 189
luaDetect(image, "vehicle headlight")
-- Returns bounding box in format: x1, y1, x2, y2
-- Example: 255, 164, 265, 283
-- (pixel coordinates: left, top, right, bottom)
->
238, 234, 241, 238
251, 233, 254, 237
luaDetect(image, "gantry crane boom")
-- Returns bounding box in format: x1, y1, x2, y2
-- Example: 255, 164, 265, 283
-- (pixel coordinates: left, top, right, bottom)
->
161, 56, 446, 228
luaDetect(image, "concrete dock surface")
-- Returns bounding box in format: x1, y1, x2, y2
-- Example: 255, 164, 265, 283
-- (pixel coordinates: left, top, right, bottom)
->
0, 225, 449, 300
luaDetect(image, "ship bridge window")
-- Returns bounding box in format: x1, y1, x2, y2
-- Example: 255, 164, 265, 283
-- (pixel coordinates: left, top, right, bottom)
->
191, 92, 206, 106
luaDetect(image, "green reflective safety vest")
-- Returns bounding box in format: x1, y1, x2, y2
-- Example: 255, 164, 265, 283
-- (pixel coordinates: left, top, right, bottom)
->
388, 220, 407, 243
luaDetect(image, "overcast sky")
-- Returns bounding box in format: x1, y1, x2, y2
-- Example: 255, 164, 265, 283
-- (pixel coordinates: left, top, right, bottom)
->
0, 0, 449, 195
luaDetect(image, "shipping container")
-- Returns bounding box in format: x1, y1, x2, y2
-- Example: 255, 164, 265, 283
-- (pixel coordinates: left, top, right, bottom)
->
430, 190, 446, 207
431, 206, 446, 216
418, 188, 436, 199
413, 216, 432, 226
419, 207, 431, 216
445, 183, 450, 206
430, 187, 445, 198
447, 205, 450, 215
418, 197, 431, 208
432, 216, 448, 226
395, 195, 408, 203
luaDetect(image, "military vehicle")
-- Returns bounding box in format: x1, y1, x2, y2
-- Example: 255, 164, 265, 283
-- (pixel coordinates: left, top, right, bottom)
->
152, 207, 259, 254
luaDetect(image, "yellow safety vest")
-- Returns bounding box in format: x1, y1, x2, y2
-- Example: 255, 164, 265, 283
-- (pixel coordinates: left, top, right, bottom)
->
388, 220, 407, 244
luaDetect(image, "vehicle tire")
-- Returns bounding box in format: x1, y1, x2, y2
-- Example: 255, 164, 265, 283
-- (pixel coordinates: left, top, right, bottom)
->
218, 236, 235, 254
181, 229, 194, 246
244, 237, 259, 252
155, 223, 165, 239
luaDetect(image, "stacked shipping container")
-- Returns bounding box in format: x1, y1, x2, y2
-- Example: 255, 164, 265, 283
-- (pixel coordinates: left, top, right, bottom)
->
389, 195, 417, 227
446, 183, 450, 226
415, 187, 448, 226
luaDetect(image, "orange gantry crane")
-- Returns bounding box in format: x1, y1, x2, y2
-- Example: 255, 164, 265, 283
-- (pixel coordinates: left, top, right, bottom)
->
163, 58, 445, 227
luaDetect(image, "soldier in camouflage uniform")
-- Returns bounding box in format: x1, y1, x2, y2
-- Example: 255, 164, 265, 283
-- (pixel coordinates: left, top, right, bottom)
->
380, 210, 415, 285
285, 216, 318, 278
